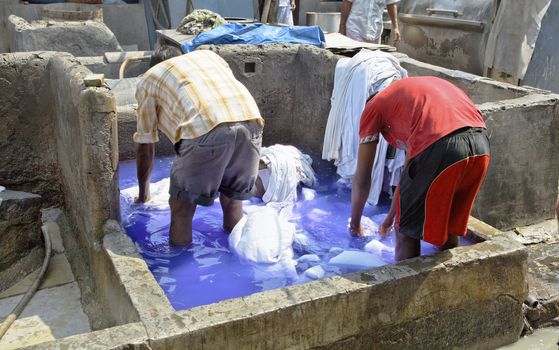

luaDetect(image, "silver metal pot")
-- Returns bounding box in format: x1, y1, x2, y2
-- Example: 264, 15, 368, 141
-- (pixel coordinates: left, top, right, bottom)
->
306, 12, 341, 33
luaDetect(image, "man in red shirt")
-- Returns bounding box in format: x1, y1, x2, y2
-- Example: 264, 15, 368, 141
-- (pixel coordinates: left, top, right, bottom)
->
350, 76, 490, 261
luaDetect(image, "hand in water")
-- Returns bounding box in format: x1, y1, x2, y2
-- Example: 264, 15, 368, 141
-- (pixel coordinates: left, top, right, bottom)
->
379, 215, 394, 237
348, 217, 379, 238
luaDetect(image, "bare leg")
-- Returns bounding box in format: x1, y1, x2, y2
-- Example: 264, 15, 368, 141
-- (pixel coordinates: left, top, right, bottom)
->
220, 193, 243, 232
439, 234, 459, 251
395, 230, 421, 261
169, 198, 196, 246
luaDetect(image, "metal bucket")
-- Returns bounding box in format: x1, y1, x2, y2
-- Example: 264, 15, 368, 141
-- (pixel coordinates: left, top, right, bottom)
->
42, 3, 103, 22
306, 12, 340, 33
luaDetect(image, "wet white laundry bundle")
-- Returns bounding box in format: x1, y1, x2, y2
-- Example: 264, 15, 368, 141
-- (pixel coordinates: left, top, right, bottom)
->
121, 178, 171, 211
228, 206, 296, 266
259, 144, 317, 204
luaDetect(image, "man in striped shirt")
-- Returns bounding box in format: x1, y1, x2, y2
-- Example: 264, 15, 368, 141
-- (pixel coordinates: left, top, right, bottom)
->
134, 47, 264, 246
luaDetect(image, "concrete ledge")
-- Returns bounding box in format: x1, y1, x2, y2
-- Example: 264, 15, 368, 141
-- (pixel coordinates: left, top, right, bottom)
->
21, 322, 149, 350
468, 216, 503, 241
142, 236, 527, 350
102, 220, 175, 321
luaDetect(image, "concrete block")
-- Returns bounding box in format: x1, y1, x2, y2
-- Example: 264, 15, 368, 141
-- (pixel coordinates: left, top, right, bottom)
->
21, 322, 150, 350
8, 15, 122, 57
83, 73, 105, 87
0, 190, 43, 291
102, 221, 174, 322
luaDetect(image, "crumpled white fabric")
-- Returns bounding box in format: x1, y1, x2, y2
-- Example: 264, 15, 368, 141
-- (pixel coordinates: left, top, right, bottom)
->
121, 178, 170, 210
228, 206, 296, 265
321, 49, 407, 205
260, 144, 317, 204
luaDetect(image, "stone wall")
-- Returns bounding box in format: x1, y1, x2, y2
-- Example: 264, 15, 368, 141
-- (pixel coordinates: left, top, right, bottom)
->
0, 190, 43, 292
46, 54, 143, 328
48, 54, 119, 245
0, 52, 145, 329
0, 0, 149, 53
0, 52, 62, 204
9, 15, 122, 57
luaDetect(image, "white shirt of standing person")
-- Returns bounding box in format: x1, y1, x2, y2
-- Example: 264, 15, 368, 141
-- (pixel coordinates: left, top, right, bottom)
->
278, 0, 296, 26
346, 0, 399, 43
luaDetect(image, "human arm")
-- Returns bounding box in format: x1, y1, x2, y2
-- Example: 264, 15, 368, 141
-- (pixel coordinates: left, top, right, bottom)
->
291, 0, 296, 10
350, 141, 378, 236
136, 143, 155, 203
380, 184, 398, 235
387, 3, 400, 43
133, 82, 159, 203
339, 0, 353, 35
380, 152, 408, 235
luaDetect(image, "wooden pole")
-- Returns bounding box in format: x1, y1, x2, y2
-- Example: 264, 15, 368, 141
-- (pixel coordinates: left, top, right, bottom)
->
261, 0, 271, 22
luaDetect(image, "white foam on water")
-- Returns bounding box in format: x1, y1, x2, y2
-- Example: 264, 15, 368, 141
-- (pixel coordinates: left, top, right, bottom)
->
304, 265, 325, 280
364, 239, 395, 255
328, 250, 385, 269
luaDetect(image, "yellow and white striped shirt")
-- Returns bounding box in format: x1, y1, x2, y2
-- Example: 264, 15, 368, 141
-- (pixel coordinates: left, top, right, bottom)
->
134, 50, 263, 144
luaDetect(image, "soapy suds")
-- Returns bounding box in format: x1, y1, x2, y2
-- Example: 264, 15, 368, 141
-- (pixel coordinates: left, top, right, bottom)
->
120, 156, 473, 310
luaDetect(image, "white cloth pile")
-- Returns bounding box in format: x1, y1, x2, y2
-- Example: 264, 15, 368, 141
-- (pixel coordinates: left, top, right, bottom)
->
322, 49, 407, 205
228, 206, 297, 278
259, 144, 317, 204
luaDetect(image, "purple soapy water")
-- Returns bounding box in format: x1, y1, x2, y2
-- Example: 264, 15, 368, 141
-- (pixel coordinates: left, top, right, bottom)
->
119, 156, 473, 311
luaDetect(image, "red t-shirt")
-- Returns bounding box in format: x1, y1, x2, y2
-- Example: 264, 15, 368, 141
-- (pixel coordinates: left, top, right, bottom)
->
359, 76, 486, 159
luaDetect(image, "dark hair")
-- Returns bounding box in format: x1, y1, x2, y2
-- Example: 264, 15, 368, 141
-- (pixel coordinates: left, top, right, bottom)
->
366, 92, 379, 103
149, 45, 183, 67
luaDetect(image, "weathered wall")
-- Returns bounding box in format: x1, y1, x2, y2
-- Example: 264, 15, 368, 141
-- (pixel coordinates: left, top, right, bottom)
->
395, 0, 495, 75
475, 95, 559, 229
78, 51, 151, 79
49, 54, 120, 245
207, 44, 299, 148
9, 15, 122, 57
0, 0, 149, 53
0, 52, 62, 204
46, 54, 142, 329
292, 45, 338, 155
0, 52, 142, 328
0, 190, 43, 292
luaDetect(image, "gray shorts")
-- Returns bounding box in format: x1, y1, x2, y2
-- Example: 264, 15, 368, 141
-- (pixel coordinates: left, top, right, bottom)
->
169, 120, 263, 206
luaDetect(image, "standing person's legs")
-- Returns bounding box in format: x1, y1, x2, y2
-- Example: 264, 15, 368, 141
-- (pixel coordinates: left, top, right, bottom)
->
219, 194, 243, 232
219, 120, 263, 231
423, 128, 490, 247
395, 230, 420, 261
169, 198, 196, 246
169, 126, 236, 245
396, 128, 490, 259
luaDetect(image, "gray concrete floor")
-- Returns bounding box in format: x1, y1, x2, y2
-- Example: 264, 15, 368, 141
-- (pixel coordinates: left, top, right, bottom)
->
498, 327, 559, 349
0, 221, 90, 349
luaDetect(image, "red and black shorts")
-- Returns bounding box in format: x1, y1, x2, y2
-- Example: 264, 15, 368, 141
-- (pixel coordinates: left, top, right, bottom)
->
396, 127, 490, 246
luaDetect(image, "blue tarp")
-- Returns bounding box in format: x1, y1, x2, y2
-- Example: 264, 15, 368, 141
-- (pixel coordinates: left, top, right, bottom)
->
181, 23, 325, 53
